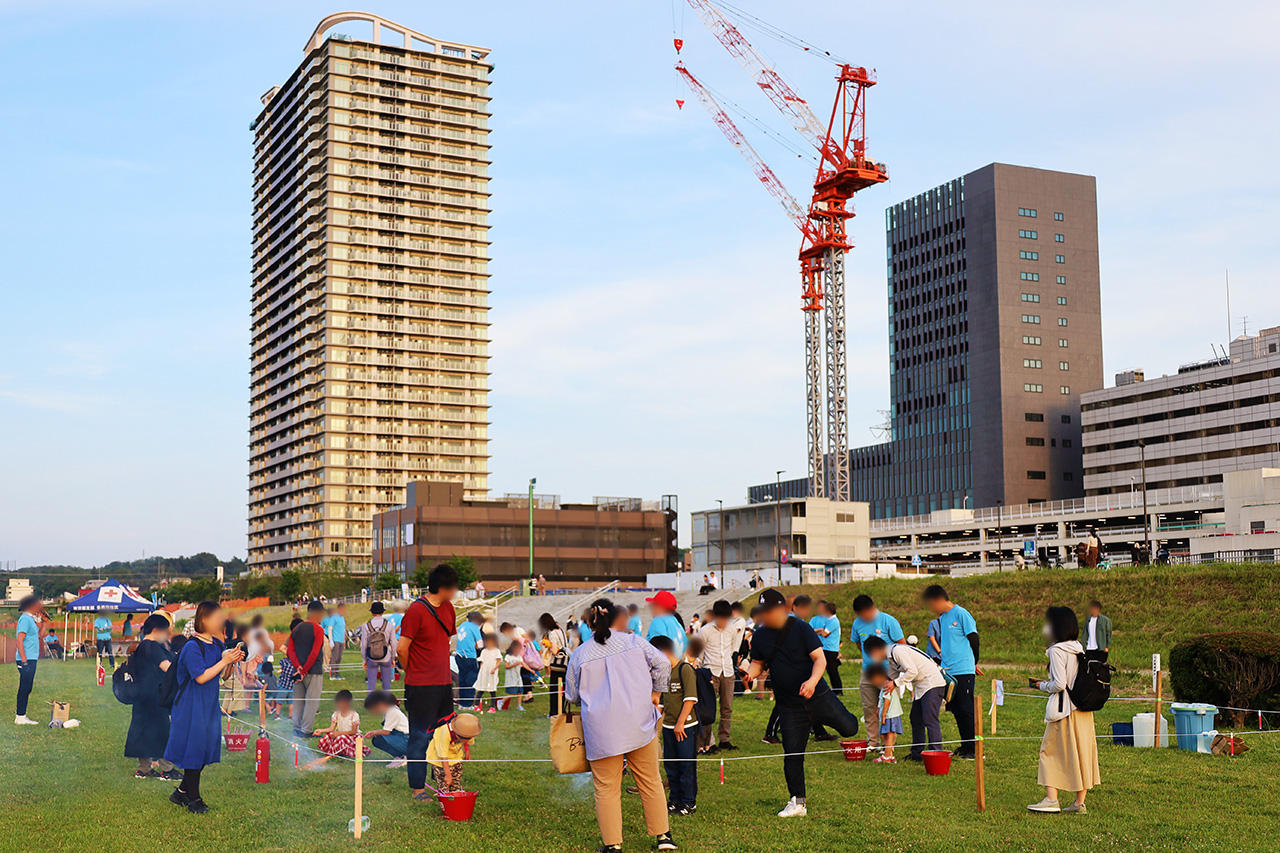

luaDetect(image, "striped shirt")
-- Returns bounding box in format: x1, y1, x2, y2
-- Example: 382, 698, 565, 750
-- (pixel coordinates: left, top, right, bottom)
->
565, 629, 668, 761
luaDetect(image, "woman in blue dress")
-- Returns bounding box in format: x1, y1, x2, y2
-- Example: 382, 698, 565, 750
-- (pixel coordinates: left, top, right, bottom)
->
163, 600, 247, 814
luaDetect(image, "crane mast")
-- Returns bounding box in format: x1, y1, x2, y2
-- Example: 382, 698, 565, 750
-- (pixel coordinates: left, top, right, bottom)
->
678, 3, 887, 501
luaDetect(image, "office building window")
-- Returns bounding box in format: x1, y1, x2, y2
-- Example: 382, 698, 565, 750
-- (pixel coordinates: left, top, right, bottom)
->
1022, 335, 1041, 345
1055, 233, 1065, 243
1055, 254, 1066, 263
1056, 275, 1066, 284
1021, 292, 1040, 302
1025, 412, 1045, 422
1061, 415, 1071, 424
1024, 383, 1043, 393
1057, 296, 1067, 305
1027, 470, 1047, 480
1023, 358, 1042, 368
1018, 208, 1038, 218
1058, 317, 1069, 326
1020, 250, 1039, 260
1019, 229, 1038, 239
1022, 314, 1041, 324
1060, 385, 1071, 395
1059, 338, 1069, 347
1021, 272, 1040, 281
1026, 437, 1046, 446
1059, 361, 1069, 370
1054, 212, 1064, 221
1063, 438, 1073, 447
1063, 472, 1074, 481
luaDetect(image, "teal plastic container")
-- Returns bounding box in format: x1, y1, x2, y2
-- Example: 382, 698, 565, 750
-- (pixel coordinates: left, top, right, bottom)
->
1170, 703, 1218, 751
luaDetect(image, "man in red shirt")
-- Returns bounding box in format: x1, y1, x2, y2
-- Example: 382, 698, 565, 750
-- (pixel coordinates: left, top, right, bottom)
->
397, 563, 459, 799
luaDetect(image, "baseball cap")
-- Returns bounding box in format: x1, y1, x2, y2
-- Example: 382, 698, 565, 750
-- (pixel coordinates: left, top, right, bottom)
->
644, 590, 678, 610
756, 588, 787, 610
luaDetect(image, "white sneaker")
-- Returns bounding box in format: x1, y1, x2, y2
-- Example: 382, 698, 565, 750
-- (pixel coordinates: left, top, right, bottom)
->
14, 715, 38, 725
1027, 797, 1061, 813
777, 797, 807, 818
387, 757, 408, 769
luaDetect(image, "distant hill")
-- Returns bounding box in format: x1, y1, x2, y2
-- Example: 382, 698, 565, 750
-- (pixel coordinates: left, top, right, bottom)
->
14, 553, 244, 598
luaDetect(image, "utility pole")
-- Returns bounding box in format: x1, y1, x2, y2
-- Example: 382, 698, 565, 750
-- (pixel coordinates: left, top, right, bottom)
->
528, 477, 536, 579
775, 470, 785, 584
716, 499, 725, 579
1140, 441, 1150, 563
996, 499, 1004, 573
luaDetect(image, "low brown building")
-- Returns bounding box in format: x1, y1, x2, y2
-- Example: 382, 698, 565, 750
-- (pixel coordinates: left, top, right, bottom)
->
372, 481, 679, 584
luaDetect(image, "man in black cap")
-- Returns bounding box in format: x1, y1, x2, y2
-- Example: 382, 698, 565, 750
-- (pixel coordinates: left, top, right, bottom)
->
361, 600, 398, 692
744, 589, 859, 819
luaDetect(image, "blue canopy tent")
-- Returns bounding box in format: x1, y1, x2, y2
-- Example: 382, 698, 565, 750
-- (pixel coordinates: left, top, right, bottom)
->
67, 579, 155, 613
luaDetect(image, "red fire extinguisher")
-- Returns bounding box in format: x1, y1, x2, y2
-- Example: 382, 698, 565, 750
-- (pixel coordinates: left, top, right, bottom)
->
96, 662, 106, 687
255, 732, 270, 784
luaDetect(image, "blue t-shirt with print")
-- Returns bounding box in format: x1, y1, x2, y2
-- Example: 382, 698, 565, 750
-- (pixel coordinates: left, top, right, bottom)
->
937, 604, 978, 676
850, 611, 904, 670
456, 620, 482, 659
94, 617, 113, 640
646, 614, 687, 656
17, 613, 40, 660
809, 614, 841, 653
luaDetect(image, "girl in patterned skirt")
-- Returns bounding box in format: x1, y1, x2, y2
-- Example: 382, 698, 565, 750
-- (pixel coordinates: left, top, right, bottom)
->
307, 690, 370, 768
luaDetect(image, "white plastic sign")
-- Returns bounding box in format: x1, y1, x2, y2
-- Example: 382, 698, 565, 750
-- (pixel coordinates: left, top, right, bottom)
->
1152, 653, 1161, 692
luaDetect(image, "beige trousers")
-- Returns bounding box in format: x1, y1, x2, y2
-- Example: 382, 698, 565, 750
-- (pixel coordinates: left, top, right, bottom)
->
588, 735, 669, 846
860, 675, 882, 748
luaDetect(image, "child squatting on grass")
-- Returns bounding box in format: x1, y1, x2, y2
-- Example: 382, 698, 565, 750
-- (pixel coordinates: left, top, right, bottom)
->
863, 664, 904, 762
364, 690, 411, 769
426, 712, 482, 792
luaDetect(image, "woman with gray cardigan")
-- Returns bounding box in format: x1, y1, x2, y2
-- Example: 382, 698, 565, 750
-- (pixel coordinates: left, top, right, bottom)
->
1028, 606, 1100, 814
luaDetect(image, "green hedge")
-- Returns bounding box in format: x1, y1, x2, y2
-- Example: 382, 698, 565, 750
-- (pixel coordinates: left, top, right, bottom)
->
1169, 632, 1280, 724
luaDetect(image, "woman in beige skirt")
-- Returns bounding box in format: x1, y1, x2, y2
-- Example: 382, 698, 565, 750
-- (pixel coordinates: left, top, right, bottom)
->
1028, 606, 1099, 814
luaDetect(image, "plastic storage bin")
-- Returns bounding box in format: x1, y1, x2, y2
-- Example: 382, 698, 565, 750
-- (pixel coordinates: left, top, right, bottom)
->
1171, 703, 1219, 751
1132, 712, 1170, 747
1111, 721, 1134, 746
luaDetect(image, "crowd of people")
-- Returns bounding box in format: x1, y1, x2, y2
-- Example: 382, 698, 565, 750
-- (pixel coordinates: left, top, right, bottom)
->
11, 573, 1113, 843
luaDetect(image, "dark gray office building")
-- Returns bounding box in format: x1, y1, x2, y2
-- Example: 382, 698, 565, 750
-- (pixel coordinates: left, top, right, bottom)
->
749, 163, 1104, 517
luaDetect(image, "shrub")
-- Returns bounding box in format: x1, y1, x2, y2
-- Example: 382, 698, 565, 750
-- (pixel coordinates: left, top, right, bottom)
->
1169, 632, 1280, 725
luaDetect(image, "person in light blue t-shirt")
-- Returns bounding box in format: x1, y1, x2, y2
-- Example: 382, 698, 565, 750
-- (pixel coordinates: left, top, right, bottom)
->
924, 584, 981, 758
850, 595, 905, 748
15, 596, 43, 724
644, 591, 686, 656
627, 603, 643, 635
94, 613, 116, 667
808, 601, 843, 693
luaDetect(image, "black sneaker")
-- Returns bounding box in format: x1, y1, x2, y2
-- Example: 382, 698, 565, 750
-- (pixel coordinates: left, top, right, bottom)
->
656, 831, 678, 851
951, 750, 976, 761
904, 753, 924, 762
135, 769, 161, 779
595, 845, 623, 853
703, 744, 720, 755
718, 741, 738, 751
161, 769, 183, 781
186, 798, 209, 814
169, 788, 190, 806
761, 736, 780, 745
683, 803, 697, 814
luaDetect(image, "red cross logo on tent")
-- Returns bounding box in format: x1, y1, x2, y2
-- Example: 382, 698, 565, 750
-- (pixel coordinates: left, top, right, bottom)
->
100, 586, 123, 603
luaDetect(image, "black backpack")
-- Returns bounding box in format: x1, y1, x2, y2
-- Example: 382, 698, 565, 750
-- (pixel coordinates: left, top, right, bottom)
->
112, 654, 139, 705
1067, 651, 1115, 712
694, 666, 717, 725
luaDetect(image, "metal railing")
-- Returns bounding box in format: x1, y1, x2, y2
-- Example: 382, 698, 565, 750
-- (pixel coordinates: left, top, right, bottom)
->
553, 579, 620, 623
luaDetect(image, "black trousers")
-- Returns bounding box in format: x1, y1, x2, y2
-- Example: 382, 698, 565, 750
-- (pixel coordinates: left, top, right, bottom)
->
909, 686, 946, 757
16, 661, 37, 717
404, 683, 454, 791
778, 691, 859, 799
548, 667, 565, 716
823, 651, 843, 693
948, 673, 976, 755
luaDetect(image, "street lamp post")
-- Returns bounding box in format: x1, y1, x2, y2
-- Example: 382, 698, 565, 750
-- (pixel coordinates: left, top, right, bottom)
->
528, 477, 536, 580
996, 499, 1004, 573
716, 499, 725, 580
775, 470, 785, 585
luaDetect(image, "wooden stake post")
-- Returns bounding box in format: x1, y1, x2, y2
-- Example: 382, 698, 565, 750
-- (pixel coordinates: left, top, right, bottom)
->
354, 735, 365, 839
258, 688, 267, 729
989, 679, 998, 735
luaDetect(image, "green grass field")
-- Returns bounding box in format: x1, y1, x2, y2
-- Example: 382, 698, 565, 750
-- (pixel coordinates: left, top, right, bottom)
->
4, 657, 1279, 853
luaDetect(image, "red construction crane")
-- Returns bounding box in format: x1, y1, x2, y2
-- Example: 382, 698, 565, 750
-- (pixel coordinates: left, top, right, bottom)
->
676, 0, 887, 501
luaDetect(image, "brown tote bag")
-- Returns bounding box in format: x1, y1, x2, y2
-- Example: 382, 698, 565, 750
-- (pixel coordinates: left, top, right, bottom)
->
550, 686, 588, 774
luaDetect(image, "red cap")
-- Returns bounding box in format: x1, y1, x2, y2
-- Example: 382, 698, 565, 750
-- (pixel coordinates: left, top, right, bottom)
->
644, 590, 678, 610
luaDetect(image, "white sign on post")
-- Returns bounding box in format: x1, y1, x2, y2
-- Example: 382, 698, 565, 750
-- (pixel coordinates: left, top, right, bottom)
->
995, 679, 1005, 707
1152, 653, 1161, 692
401, 582, 411, 600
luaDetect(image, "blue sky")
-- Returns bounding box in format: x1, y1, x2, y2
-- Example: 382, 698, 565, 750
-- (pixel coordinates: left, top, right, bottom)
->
1, 1, 1277, 567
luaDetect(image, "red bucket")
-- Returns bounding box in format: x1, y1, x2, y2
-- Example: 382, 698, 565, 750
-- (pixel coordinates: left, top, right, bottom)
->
840, 739, 868, 761
921, 750, 952, 776
224, 732, 251, 752
438, 791, 478, 821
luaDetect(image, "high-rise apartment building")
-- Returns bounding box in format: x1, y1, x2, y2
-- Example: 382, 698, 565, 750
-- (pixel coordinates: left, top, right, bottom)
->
248, 13, 492, 574
750, 163, 1103, 517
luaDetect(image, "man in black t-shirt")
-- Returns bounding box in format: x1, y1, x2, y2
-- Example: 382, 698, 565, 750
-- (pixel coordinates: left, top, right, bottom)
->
745, 589, 858, 819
